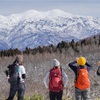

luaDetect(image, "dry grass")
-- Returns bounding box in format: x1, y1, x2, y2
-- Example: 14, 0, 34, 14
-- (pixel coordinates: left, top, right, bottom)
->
0, 49, 100, 100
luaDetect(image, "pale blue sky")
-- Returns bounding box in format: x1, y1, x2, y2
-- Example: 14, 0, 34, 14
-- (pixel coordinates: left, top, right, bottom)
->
0, 0, 100, 18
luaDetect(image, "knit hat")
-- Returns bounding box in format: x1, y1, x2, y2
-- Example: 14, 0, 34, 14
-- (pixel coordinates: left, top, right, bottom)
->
77, 57, 86, 66
16, 55, 23, 64
52, 59, 60, 67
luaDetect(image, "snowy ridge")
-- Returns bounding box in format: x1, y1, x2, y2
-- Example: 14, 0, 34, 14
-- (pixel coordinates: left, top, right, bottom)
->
0, 9, 100, 50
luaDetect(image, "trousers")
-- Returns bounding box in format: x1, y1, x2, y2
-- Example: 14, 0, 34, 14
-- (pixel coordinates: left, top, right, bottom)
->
49, 90, 63, 100
7, 82, 25, 100
75, 87, 91, 100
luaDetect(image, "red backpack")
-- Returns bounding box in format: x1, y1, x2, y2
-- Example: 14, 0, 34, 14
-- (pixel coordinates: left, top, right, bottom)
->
75, 66, 90, 90
49, 67, 63, 92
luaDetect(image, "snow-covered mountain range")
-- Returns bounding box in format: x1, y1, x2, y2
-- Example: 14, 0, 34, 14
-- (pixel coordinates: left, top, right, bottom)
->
0, 9, 100, 50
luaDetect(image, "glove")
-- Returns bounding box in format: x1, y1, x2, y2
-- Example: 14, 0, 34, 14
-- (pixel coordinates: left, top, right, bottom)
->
4, 70, 9, 76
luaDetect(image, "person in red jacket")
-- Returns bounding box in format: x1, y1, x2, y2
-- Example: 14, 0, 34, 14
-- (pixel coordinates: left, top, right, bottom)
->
44, 59, 68, 100
68, 57, 92, 100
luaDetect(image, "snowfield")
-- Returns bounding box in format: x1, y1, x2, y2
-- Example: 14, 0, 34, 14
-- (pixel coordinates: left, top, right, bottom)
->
0, 9, 100, 50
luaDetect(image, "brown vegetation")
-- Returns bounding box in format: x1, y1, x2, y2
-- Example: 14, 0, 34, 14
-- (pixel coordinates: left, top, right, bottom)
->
0, 35, 100, 100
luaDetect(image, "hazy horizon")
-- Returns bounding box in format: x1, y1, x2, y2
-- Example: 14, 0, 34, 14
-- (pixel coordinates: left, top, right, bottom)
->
0, 0, 100, 18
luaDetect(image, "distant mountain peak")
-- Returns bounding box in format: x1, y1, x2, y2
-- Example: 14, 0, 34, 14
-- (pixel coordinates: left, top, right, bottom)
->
0, 9, 100, 50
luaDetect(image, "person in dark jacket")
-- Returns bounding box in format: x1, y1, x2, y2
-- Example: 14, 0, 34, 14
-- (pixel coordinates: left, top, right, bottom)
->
97, 61, 100, 76
6, 55, 26, 100
68, 56, 92, 100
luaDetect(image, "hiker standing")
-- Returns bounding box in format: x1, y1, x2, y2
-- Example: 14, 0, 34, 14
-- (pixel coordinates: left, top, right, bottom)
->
6, 55, 26, 100
68, 57, 92, 100
97, 61, 100, 76
44, 59, 68, 100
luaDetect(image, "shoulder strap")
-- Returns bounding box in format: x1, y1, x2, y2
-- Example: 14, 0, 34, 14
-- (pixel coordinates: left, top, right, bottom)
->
18, 66, 21, 73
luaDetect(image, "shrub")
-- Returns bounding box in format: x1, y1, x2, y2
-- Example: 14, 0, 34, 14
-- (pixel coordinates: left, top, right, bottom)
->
24, 96, 30, 100
24, 94, 44, 100
30, 93, 44, 100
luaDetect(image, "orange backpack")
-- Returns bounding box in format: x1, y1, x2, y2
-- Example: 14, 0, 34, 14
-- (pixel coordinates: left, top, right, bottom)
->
75, 66, 90, 90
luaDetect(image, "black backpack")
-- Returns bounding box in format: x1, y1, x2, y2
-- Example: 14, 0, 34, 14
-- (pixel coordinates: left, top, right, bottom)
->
7, 62, 20, 84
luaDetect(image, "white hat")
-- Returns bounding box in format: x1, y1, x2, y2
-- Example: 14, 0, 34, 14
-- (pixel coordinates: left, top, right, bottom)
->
52, 59, 60, 67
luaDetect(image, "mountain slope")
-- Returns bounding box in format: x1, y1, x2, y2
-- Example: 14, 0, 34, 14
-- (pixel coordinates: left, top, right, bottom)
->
0, 9, 100, 50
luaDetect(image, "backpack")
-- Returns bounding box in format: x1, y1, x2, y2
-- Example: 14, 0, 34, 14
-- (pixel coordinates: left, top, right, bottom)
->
49, 67, 63, 92
75, 66, 90, 90
7, 63, 20, 84
97, 66, 100, 75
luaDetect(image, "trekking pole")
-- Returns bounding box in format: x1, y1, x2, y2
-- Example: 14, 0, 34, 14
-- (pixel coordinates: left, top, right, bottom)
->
81, 92, 83, 100
80, 95, 82, 100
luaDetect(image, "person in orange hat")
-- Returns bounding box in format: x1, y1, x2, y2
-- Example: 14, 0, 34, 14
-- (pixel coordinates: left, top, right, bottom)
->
68, 56, 92, 100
